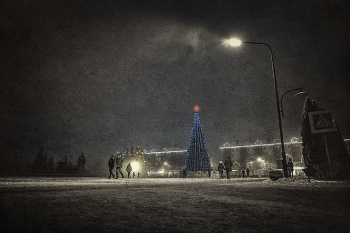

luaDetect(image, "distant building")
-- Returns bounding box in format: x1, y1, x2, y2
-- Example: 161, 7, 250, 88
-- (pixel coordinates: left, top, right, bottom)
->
219, 138, 350, 177
140, 139, 350, 177
143, 150, 187, 172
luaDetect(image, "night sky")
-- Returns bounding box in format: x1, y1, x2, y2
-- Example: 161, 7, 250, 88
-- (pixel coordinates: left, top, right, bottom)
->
1, 0, 349, 166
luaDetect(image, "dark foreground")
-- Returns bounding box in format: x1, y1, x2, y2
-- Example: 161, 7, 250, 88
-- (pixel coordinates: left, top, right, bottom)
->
1, 177, 349, 233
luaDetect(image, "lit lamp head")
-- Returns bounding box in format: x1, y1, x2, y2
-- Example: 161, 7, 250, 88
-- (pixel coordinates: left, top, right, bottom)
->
131, 162, 139, 170
223, 38, 242, 47
294, 91, 308, 102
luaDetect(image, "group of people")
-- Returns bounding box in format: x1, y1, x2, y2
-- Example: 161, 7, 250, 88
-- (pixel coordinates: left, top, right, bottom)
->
108, 154, 134, 179
238, 168, 250, 178
217, 157, 251, 179
109, 154, 294, 179
218, 157, 294, 179
182, 157, 251, 179
217, 157, 250, 179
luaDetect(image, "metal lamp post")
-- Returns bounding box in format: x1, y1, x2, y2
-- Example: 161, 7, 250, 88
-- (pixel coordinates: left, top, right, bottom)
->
225, 39, 288, 177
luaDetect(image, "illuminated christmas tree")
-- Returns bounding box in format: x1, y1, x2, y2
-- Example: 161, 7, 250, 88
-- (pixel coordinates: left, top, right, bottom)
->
184, 105, 212, 171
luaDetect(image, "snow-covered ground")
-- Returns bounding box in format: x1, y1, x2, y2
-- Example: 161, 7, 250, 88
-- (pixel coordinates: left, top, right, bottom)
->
1, 177, 349, 232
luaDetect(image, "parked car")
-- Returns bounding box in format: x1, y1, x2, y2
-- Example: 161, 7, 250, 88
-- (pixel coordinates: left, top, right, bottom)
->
269, 170, 283, 181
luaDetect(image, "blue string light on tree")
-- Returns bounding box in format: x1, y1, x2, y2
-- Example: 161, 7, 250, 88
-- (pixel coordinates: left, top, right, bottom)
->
184, 105, 212, 171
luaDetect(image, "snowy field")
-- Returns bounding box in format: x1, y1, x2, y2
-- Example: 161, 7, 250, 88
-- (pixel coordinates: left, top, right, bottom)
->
1, 177, 349, 233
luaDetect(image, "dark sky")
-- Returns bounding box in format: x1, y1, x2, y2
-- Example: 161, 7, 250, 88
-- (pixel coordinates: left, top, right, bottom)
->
1, 0, 349, 165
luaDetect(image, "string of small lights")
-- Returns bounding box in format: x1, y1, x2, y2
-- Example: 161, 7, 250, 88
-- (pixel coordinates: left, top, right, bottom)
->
184, 106, 212, 171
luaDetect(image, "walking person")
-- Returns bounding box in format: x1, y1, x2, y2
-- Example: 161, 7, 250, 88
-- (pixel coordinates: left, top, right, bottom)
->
77, 153, 86, 170
126, 163, 132, 178
224, 157, 233, 179
246, 167, 250, 177
287, 158, 294, 178
108, 155, 115, 179
208, 168, 211, 178
115, 153, 124, 179
183, 167, 187, 178
133, 172, 135, 178
242, 169, 245, 178
218, 161, 224, 179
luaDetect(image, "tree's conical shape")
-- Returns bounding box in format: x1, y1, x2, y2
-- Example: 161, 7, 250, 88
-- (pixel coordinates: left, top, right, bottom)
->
301, 97, 350, 179
184, 112, 212, 171
301, 97, 322, 169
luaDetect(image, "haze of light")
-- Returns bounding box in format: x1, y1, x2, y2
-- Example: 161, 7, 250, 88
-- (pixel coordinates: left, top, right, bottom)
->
223, 38, 242, 47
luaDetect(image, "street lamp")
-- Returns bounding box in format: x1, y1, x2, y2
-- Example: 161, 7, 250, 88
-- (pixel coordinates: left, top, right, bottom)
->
280, 88, 308, 117
225, 38, 288, 177
131, 162, 139, 171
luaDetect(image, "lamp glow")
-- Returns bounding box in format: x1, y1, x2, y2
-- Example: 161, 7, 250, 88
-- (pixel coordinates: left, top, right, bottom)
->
224, 38, 242, 47
131, 162, 139, 170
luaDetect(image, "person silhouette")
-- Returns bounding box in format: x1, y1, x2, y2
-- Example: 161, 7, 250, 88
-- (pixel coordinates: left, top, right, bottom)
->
115, 154, 124, 179
224, 157, 233, 179
218, 161, 224, 179
108, 155, 115, 179
126, 163, 132, 178
287, 159, 294, 178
